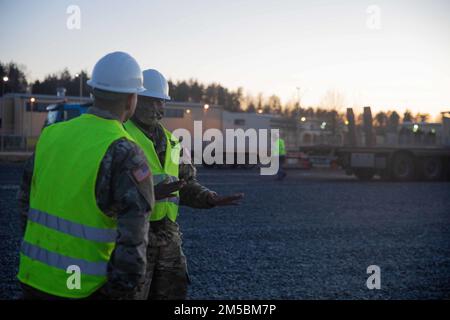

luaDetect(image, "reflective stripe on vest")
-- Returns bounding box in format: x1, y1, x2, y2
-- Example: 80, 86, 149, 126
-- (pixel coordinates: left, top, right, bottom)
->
21, 241, 107, 277
153, 173, 180, 205
156, 196, 180, 205
153, 173, 179, 184
27, 209, 116, 243
124, 120, 180, 222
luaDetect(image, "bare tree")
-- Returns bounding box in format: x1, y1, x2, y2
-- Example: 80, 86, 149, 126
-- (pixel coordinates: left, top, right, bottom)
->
374, 111, 388, 128
387, 111, 400, 132
416, 113, 430, 123
403, 110, 414, 123
268, 95, 282, 114
320, 89, 346, 111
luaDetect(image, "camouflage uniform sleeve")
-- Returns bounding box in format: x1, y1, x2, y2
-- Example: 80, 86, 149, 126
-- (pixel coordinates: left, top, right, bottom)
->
178, 161, 216, 209
95, 138, 154, 299
17, 154, 34, 235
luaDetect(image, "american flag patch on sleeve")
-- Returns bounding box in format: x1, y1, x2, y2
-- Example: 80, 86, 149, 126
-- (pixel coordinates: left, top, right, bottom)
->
132, 163, 151, 182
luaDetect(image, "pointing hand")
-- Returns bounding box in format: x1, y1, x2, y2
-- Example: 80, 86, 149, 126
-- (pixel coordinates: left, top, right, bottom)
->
207, 192, 244, 206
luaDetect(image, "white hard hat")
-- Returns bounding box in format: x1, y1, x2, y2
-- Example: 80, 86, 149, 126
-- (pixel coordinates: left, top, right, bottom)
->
87, 51, 145, 94
139, 69, 171, 100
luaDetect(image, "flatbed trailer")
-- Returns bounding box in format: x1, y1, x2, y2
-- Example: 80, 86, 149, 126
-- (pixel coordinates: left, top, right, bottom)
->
299, 145, 450, 181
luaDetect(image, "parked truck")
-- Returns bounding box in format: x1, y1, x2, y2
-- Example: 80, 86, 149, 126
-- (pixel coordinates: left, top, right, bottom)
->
300, 107, 450, 181
44, 102, 91, 126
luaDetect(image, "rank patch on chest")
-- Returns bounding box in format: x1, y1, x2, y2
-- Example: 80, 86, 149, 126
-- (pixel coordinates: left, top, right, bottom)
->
133, 163, 151, 182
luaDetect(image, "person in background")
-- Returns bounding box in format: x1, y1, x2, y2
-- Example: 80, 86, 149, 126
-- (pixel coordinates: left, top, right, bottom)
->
274, 134, 287, 180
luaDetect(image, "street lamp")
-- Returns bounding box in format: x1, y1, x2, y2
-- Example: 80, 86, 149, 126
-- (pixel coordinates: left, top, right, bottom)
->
75, 73, 82, 100
29, 97, 36, 152
203, 104, 209, 110
2, 76, 8, 96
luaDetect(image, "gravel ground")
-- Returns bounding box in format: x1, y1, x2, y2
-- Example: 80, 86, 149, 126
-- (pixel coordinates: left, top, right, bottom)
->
1, 162, 450, 299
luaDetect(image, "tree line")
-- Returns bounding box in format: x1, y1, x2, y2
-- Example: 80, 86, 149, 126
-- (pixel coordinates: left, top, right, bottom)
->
1, 61, 432, 125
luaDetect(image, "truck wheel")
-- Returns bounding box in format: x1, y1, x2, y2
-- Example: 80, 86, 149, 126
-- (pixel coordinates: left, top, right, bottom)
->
354, 168, 375, 181
392, 153, 415, 181
421, 157, 443, 181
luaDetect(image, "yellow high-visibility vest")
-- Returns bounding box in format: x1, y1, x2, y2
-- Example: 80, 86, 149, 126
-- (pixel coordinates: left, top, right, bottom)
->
273, 138, 286, 156
125, 120, 180, 222
18, 114, 135, 298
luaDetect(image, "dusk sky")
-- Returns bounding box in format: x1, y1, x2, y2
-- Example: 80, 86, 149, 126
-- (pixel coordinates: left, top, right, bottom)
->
1, 0, 449, 118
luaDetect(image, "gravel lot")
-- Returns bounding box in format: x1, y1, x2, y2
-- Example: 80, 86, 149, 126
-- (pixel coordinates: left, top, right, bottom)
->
1, 162, 449, 299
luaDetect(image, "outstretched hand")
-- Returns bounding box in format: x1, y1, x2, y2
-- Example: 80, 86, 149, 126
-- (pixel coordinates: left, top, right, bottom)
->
154, 179, 186, 200
207, 192, 244, 206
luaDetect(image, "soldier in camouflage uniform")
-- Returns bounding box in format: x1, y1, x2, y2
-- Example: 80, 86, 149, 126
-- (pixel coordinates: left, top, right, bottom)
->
128, 69, 244, 300
17, 52, 154, 300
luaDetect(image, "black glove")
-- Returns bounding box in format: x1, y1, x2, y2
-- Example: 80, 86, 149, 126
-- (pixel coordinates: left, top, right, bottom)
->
154, 178, 186, 200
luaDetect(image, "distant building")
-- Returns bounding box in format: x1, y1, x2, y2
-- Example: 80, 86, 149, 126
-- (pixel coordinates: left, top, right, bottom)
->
0, 92, 348, 153
0, 93, 92, 151
297, 117, 345, 146
0, 93, 223, 152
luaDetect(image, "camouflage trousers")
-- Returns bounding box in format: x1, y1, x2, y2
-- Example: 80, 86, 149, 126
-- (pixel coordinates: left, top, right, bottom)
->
140, 218, 190, 300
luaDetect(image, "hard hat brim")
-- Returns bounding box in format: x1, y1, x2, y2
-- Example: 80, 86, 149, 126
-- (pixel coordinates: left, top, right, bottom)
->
138, 89, 171, 101
87, 80, 145, 94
